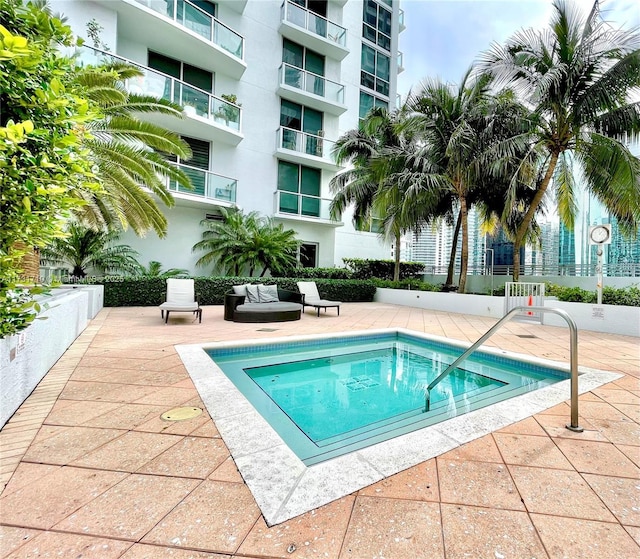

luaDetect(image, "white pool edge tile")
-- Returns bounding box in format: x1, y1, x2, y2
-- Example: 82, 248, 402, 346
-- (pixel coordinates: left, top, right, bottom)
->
175, 328, 622, 526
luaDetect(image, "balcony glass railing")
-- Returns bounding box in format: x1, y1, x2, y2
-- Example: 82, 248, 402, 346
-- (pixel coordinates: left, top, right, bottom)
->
398, 8, 405, 29
397, 50, 404, 70
281, 1, 347, 47
76, 47, 241, 132
168, 163, 237, 203
277, 127, 335, 159
279, 63, 345, 104
134, 0, 244, 59
275, 190, 332, 220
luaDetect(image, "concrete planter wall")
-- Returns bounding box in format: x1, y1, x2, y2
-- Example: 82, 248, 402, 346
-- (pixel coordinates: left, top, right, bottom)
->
0, 285, 104, 428
374, 287, 639, 337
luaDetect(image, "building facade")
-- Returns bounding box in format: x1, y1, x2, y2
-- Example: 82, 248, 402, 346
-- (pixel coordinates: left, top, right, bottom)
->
53, 0, 405, 273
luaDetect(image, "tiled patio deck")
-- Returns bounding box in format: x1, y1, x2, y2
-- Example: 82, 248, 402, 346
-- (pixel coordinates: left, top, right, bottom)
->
0, 302, 638, 558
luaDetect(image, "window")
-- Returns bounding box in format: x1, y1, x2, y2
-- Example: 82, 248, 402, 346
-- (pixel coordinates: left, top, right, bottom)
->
359, 90, 388, 120
363, 0, 392, 51
191, 0, 217, 17
299, 243, 318, 267
280, 100, 323, 154
148, 51, 213, 116
277, 161, 321, 217
167, 136, 210, 196
355, 216, 384, 233
283, 39, 325, 76
360, 44, 390, 96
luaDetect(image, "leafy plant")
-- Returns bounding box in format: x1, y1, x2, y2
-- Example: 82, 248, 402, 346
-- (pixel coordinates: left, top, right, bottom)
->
343, 258, 425, 280
40, 223, 141, 278
135, 261, 189, 278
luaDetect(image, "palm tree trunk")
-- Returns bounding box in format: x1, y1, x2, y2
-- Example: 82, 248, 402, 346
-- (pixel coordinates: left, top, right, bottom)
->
393, 231, 401, 282
446, 213, 462, 289
458, 195, 469, 294
512, 152, 559, 282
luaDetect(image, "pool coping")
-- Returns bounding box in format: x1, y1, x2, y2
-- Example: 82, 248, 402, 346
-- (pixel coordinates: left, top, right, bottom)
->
176, 327, 622, 526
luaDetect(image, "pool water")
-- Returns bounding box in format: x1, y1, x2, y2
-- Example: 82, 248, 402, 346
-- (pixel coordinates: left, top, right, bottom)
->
208, 332, 567, 465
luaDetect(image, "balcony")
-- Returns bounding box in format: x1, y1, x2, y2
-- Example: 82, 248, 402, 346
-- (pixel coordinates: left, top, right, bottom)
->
77, 47, 243, 146
397, 51, 404, 73
398, 8, 406, 32
274, 191, 341, 226
278, 63, 347, 116
275, 127, 340, 171
95, 0, 246, 78
168, 163, 237, 207
279, 1, 349, 61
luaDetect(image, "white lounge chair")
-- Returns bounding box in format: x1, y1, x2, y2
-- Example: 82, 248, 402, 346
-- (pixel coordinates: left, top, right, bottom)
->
296, 281, 341, 317
159, 278, 202, 324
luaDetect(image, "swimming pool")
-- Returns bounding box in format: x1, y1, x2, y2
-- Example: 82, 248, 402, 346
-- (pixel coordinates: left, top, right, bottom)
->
208, 332, 565, 465
177, 328, 620, 525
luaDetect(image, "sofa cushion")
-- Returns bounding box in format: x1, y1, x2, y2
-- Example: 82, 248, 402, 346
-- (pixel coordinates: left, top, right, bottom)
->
258, 284, 279, 303
232, 284, 251, 296
245, 284, 260, 303
235, 302, 302, 313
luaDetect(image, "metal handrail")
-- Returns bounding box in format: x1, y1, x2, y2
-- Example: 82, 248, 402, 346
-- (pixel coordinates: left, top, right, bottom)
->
424, 306, 583, 432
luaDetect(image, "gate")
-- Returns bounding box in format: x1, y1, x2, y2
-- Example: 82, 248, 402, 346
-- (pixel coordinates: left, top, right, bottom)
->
504, 282, 545, 323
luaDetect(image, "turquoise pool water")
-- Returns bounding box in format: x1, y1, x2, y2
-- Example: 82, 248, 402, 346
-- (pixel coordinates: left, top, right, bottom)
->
208, 332, 568, 465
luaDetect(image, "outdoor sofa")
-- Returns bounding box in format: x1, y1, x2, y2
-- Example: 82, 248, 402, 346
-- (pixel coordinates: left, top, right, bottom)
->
224, 284, 303, 323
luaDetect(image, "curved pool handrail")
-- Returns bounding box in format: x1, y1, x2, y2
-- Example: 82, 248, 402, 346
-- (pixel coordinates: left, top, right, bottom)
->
424, 306, 583, 433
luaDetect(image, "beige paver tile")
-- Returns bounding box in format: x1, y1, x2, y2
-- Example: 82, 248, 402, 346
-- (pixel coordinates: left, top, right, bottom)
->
497, 416, 549, 436
71, 431, 183, 472
43, 399, 121, 426
508, 465, 616, 521
119, 544, 230, 558
237, 495, 355, 559
142, 480, 261, 553
134, 409, 215, 437
133, 387, 198, 407
208, 457, 243, 483
0, 526, 42, 557
359, 459, 439, 502
531, 514, 640, 559
0, 466, 126, 529
587, 417, 640, 446
0, 463, 60, 497
617, 444, 640, 468
2, 531, 133, 558
338, 496, 444, 559
138, 437, 228, 478
52, 474, 199, 541
578, 400, 636, 422
440, 503, 548, 559
612, 402, 640, 423
438, 434, 503, 463
534, 413, 608, 441
437, 459, 524, 510
21, 426, 125, 465
82, 403, 167, 430
626, 525, 640, 547
592, 387, 640, 405
583, 473, 640, 527
554, 438, 640, 477
493, 432, 574, 469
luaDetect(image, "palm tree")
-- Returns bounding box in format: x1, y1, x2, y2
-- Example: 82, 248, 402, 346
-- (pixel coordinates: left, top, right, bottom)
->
481, 0, 640, 281
330, 107, 422, 282
72, 62, 193, 237
193, 208, 299, 277
135, 261, 189, 278
40, 223, 141, 278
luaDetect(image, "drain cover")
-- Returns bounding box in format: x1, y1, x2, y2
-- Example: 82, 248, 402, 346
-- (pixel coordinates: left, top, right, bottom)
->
516, 334, 538, 338
161, 407, 203, 421
257, 328, 278, 332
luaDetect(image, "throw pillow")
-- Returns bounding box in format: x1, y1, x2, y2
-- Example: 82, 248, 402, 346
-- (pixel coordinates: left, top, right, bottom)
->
245, 284, 260, 303
232, 284, 249, 296
258, 284, 279, 303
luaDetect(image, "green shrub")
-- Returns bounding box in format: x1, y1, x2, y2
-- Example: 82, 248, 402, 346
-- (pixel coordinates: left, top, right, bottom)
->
85, 276, 376, 306
372, 278, 440, 291
545, 283, 640, 306
273, 267, 352, 279
343, 258, 425, 280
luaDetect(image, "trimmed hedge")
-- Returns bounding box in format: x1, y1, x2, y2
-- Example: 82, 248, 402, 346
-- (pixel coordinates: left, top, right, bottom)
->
273, 267, 352, 279
546, 283, 640, 306
372, 278, 441, 291
343, 258, 425, 280
83, 276, 376, 307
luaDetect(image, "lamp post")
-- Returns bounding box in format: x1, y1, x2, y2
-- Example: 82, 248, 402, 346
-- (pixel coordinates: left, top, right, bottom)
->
484, 248, 494, 295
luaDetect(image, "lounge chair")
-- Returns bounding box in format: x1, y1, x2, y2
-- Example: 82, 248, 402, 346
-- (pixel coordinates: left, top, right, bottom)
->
159, 278, 202, 324
296, 281, 341, 317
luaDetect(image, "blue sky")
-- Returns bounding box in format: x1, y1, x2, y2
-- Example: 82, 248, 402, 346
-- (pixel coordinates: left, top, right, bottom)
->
397, 0, 640, 97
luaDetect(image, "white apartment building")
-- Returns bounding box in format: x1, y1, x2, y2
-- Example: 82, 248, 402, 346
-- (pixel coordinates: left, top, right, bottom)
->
52, 0, 405, 274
